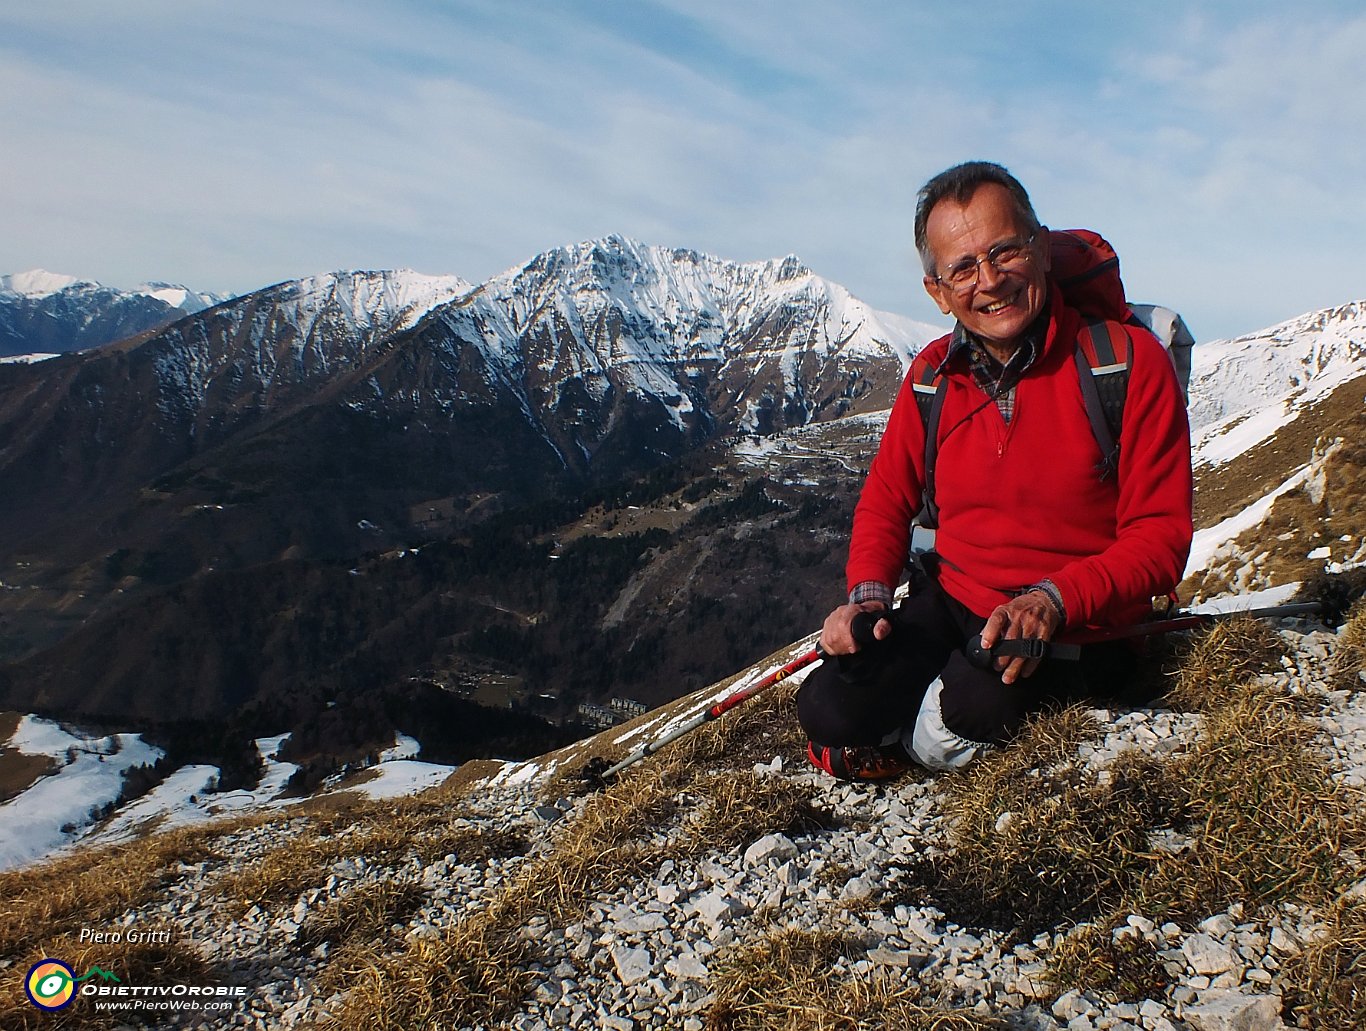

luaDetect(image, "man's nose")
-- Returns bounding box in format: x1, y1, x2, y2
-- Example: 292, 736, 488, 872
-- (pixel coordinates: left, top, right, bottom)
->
976, 256, 1007, 290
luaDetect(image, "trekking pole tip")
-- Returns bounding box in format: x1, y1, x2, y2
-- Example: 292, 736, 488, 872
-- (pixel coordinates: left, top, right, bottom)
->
577, 756, 611, 791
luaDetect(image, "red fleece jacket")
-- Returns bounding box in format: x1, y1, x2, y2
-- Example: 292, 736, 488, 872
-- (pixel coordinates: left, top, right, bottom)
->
847, 287, 1193, 628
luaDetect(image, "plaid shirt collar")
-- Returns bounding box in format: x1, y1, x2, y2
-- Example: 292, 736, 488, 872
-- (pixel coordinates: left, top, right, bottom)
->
944, 302, 1049, 422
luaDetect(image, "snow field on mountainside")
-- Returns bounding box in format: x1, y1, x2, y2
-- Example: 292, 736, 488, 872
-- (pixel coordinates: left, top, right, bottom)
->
1187, 300, 1365, 465
0, 716, 160, 870
0, 725, 459, 869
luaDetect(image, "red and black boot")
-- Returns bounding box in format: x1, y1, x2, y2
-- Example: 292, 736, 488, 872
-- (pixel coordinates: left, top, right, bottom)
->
806, 740, 913, 782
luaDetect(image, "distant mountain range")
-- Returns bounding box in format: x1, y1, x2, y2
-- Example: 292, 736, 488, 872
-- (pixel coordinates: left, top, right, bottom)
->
0, 269, 229, 359
0, 240, 936, 568
0, 239, 938, 763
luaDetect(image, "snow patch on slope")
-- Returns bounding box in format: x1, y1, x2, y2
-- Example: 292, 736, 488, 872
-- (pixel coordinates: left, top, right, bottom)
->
1184, 459, 1324, 581
1188, 299, 1365, 468
0, 716, 162, 871
0, 352, 61, 364
0, 727, 459, 867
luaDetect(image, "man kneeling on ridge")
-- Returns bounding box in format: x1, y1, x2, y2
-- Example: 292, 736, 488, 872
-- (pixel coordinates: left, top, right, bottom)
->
799, 160, 1193, 780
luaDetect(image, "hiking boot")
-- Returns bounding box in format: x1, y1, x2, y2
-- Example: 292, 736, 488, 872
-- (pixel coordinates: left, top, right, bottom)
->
806, 740, 912, 782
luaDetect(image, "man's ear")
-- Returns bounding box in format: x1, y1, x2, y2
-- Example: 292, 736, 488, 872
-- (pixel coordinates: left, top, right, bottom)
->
923, 275, 953, 316
1036, 226, 1051, 274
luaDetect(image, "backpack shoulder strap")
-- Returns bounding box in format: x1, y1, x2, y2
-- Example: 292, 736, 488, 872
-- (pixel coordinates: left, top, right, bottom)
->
909, 355, 949, 529
1074, 318, 1131, 480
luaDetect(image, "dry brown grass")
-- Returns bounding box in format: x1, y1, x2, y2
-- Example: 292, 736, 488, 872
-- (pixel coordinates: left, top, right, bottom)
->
679, 682, 810, 771
1032, 620, 1366, 1008
310, 762, 683, 1030
0, 746, 57, 804
0, 819, 255, 961
885, 708, 1183, 934
0, 782, 499, 1024
1330, 600, 1366, 692
215, 792, 520, 913
313, 677, 836, 1031
871, 616, 1366, 1018
1280, 893, 1366, 1028
0, 819, 262, 1030
305, 881, 430, 996
215, 825, 342, 911
315, 920, 539, 1030
705, 927, 1003, 1030
1130, 691, 1355, 918
309, 789, 512, 860
300, 880, 428, 952
1163, 616, 1285, 710
682, 769, 836, 853
1046, 923, 1167, 1003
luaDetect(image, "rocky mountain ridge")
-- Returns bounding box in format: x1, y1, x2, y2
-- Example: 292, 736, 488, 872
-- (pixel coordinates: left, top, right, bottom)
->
0, 239, 936, 559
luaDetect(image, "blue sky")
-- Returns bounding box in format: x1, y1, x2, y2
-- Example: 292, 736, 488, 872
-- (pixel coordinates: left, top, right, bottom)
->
2, 1, 1362, 341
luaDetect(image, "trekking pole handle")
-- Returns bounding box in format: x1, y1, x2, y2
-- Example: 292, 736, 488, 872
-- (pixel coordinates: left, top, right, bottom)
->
815, 608, 883, 659
851, 609, 882, 646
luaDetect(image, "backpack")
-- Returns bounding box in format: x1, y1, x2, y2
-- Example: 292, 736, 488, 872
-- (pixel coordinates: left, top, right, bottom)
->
910, 229, 1193, 534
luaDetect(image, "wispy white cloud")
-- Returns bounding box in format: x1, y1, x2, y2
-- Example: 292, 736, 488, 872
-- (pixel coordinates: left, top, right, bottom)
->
1, 1, 1361, 341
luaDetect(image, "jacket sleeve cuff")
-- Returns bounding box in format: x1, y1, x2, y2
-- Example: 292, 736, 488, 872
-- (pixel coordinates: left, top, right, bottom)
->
849, 581, 894, 609
1026, 579, 1068, 626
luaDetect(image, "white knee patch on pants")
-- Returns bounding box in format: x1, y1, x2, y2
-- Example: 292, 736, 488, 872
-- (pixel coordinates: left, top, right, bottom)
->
905, 676, 993, 771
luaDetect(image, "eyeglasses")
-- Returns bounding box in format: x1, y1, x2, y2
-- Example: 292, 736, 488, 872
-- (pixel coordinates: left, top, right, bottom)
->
934, 231, 1038, 293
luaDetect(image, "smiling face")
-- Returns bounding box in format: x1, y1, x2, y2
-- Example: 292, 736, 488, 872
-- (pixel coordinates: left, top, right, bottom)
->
921, 182, 1050, 357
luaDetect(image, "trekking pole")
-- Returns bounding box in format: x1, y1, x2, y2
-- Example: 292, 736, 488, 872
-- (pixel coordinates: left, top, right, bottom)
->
1061, 601, 1322, 645
966, 601, 1323, 669
586, 611, 882, 785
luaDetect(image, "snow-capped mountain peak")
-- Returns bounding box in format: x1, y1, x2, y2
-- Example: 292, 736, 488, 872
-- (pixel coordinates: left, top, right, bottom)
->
0, 268, 94, 299
134, 281, 229, 311
474, 235, 938, 363
429, 235, 941, 444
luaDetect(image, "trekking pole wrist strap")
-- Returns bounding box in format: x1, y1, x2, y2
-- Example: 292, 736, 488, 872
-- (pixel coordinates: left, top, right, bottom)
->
966, 635, 1082, 669
993, 637, 1081, 661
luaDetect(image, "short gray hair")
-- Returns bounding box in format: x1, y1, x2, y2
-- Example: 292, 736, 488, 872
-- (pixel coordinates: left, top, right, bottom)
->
913, 161, 1041, 275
